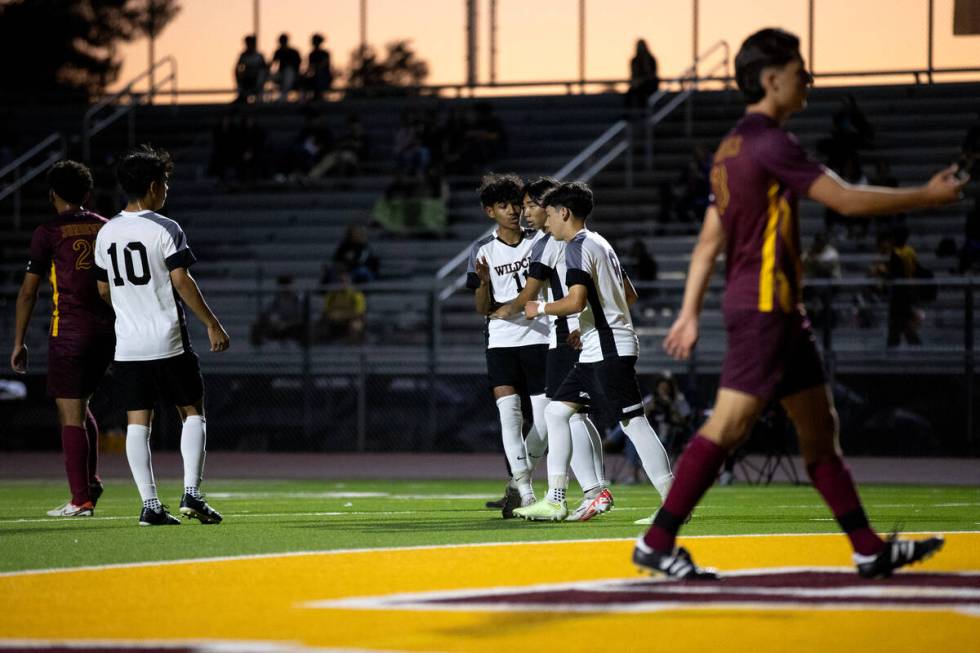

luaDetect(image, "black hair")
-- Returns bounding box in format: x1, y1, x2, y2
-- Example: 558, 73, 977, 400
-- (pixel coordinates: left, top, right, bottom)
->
522, 176, 559, 204
540, 181, 595, 219
477, 172, 523, 207
47, 160, 93, 205
735, 28, 802, 104
116, 144, 174, 200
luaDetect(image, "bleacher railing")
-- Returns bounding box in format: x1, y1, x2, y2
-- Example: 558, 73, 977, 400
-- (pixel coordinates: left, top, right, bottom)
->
82, 56, 178, 162
644, 40, 730, 170
1, 277, 977, 451
0, 133, 66, 230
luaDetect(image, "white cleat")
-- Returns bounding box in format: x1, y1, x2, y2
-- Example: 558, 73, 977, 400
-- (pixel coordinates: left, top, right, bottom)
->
47, 501, 94, 517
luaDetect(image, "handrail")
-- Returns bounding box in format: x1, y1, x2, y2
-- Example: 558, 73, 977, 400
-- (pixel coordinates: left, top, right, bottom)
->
644, 40, 729, 169
0, 132, 67, 229
82, 56, 177, 161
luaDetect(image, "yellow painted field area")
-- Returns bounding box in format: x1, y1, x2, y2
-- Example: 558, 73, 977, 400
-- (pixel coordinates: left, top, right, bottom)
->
1, 533, 978, 653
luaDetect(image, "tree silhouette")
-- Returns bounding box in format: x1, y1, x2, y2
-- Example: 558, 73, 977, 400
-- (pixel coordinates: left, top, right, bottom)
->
346, 40, 430, 97
0, 0, 181, 103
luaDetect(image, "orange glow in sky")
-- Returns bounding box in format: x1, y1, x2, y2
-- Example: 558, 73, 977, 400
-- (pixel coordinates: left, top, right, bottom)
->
112, 0, 980, 96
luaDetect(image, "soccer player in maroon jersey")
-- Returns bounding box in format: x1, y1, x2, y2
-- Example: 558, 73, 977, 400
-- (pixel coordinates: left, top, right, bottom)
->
633, 28, 968, 580
10, 160, 116, 517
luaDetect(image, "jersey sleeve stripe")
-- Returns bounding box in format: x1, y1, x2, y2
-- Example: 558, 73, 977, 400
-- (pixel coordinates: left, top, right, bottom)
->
165, 248, 197, 271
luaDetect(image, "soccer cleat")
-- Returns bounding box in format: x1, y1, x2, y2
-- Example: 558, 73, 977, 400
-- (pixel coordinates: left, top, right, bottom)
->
46, 501, 94, 517
854, 534, 945, 579
89, 481, 104, 505
499, 485, 525, 519
485, 484, 514, 509
566, 488, 615, 522
513, 498, 568, 522
139, 505, 181, 526
633, 539, 719, 580
179, 493, 223, 524
634, 511, 694, 526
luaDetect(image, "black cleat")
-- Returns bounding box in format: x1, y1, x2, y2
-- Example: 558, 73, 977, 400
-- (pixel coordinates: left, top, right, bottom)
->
485, 483, 515, 509
855, 534, 945, 579
499, 485, 523, 519
139, 505, 181, 526
179, 493, 223, 524
89, 481, 104, 506
633, 540, 719, 580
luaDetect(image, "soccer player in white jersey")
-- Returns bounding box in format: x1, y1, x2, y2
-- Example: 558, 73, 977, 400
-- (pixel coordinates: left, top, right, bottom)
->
492, 177, 613, 522
466, 173, 551, 518
515, 181, 674, 521
94, 145, 229, 526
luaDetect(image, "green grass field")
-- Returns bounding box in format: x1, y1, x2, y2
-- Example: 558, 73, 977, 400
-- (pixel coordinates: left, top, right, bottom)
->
2, 479, 978, 573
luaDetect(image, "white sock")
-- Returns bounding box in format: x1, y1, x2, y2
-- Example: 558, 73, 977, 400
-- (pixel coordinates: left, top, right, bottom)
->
547, 474, 568, 502
582, 414, 608, 488
180, 415, 207, 491
544, 401, 576, 481
569, 413, 601, 494
496, 394, 530, 482
524, 393, 550, 470
125, 424, 157, 503
621, 415, 673, 501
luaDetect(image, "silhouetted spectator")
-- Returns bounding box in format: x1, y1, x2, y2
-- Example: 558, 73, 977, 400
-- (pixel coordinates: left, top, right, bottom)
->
629, 239, 659, 281
317, 267, 366, 343
458, 102, 505, 171
250, 275, 306, 347
235, 35, 268, 103
272, 33, 302, 101
625, 39, 659, 110
331, 224, 380, 283
802, 233, 840, 329
306, 33, 333, 100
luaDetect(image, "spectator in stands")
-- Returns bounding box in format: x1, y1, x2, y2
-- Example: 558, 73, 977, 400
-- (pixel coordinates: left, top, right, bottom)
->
874, 227, 922, 347
458, 102, 505, 172
802, 233, 841, 329
625, 39, 659, 111
393, 110, 431, 176
629, 239, 659, 282
317, 267, 366, 343
674, 144, 713, 223
271, 33, 302, 102
250, 275, 306, 347
238, 114, 267, 182
960, 200, 980, 273
235, 35, 268, 104
648, 374, 692, 456
331, 224, 380, 283
309, 113, 368, 179
305, 33, 333, 101
209, 111, 238, 181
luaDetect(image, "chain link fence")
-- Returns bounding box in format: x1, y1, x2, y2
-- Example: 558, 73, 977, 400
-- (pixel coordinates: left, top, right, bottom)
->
1, 277, 978, 454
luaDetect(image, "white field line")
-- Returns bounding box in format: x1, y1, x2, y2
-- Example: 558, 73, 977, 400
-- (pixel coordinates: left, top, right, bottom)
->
0, 531, 969, 579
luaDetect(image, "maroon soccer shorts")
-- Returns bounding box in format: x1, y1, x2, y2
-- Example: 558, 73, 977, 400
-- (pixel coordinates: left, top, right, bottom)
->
719, 306, 827, 401
46, 333, 115, 399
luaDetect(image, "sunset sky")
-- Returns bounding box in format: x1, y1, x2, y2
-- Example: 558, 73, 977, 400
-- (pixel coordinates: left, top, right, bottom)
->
112, 0, 980, 98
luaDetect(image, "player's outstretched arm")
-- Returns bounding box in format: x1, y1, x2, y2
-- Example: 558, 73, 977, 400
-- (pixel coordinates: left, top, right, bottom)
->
10, 272, 41, 373
491, 276, 543, 319
664, 205, 725, 361
623, 274, 638, 306
170, 268, 230, 352
808, 166, 967, 218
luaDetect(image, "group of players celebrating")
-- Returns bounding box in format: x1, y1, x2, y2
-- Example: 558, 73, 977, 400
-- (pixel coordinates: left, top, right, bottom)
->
12, 146, 229, 526
470, 27, 967, 580
11, 27, 969, 578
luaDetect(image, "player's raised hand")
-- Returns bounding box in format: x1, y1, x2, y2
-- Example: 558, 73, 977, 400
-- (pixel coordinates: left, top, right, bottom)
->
925, 165, 969, 205
566, 329, 582, 350
10, 344, 27, 374
663, 314, 699, 360
208, 323, 230, 353
476, 257, 491, 285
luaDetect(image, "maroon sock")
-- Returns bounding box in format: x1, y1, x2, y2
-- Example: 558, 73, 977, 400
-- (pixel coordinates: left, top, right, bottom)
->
84, 409, 100, 486
643, 434, 727, 551
807, 455, 884, 556
62, 426, 91, 506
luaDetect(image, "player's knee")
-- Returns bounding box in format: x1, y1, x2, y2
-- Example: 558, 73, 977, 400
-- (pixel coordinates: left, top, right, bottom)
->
545, 401, 576, 425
